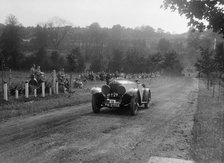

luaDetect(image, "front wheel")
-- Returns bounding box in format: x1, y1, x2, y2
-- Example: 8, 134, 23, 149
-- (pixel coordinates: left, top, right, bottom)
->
92, 94, 102, 113
129, 95, 139, 115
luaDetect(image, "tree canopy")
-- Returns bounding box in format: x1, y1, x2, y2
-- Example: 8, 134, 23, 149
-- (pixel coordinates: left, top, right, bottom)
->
162, 0, 224, 36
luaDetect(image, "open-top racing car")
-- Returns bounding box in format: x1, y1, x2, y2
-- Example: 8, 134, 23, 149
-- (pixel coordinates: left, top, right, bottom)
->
90, 78, 151, 115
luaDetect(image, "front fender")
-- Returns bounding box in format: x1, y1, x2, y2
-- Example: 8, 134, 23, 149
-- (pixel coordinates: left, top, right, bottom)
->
90, 87, 101, 94
122, 88, 140, 105
142, 88, 151, 102
126, 88, 138, 97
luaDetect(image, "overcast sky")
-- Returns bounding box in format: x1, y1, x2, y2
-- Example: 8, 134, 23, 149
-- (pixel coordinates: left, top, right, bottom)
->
0, 0, 189, 33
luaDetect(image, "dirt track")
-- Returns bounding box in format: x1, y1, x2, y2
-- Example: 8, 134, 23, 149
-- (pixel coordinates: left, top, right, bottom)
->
0, 77, 198, 163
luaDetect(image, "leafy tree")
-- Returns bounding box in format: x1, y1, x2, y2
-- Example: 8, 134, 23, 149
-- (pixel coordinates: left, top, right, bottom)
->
89, 53, 104, 72
162, 0, 224, 35
148, 53, 164, 73
0, 15, 23, 69
214, 42, 224, 75
195, 48, 215, 77
45, 17, 72, 50
108, 49, 123, 72
67, 47, 85, 72
157, 38, 171, 53
163, 50, 183, 74
33, 25, 48, 49
124, 48, 139, 73
34, 47, 48, 70
50, 51, 62, 70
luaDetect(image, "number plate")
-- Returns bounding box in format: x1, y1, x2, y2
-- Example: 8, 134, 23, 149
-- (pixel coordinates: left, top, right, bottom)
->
106, 99, 120, 107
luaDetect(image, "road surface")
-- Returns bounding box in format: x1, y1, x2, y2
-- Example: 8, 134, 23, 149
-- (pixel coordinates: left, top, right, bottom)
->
0, 77, 198, 163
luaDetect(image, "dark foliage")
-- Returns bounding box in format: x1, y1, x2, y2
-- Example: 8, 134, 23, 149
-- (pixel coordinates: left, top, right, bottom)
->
67, 47, 85, 72
163, 0, 224, 36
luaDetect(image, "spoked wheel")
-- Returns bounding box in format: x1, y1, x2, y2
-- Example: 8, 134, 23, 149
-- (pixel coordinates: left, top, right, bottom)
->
92, 94, 102, 113
130, 95, 139, 115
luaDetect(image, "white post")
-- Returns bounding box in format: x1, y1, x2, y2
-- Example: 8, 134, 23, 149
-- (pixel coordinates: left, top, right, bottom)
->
15, 90, 19, 99
34, 89, 37, 97
52, 70, 56, 93
25, 81, 29, 98
41, 82, 45, 97
49, 87, 52, 96
3, 82, 8, 101
56, 80, 59, 95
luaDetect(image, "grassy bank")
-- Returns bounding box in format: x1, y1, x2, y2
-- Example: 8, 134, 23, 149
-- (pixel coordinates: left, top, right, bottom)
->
191, 79, 224, 162
0, 80, 105, 121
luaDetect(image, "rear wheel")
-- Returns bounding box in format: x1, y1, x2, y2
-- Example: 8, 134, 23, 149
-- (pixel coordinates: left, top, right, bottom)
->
92, 94, 102, 113
130, 95, 139, 115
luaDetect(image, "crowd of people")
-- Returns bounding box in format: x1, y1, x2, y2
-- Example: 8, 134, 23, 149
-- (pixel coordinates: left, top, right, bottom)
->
29, 65, 160, 89
79, 71, 160, 83
30, 64, 46, 84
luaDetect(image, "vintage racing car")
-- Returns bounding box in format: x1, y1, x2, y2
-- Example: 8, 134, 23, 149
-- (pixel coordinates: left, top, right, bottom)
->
90, 78, 151, 115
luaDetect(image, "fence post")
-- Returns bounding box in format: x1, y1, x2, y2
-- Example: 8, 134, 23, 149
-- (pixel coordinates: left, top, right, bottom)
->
25, 81, 29, 98
52, 70, 56, 94
3, 81, 8, 101
41, 82, 45, 97
49, 87, 52, 96
56, 80, 59, 95
64, 86, 66, 93
15, 89, 18, 99
34, 89, 37, 97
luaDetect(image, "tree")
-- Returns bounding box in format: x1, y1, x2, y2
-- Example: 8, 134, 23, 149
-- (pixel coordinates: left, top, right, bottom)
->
45, 17, 72, 50
214, 42, 224, 75
162, 0, 224, 35
67, 47, 85, 72
108, 49, 123, 72
195, 48, 215, 77
157, 38, 171, 53
34, 47, 48, 70
149, 53, 164, 72
33, 25, 48, 49
0, 15, 23, 69
163, 50, 183, 74
89, 53, 104, 72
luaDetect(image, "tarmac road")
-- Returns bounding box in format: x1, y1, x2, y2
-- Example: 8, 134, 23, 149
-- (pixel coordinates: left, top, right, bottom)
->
0, 77, 198, 163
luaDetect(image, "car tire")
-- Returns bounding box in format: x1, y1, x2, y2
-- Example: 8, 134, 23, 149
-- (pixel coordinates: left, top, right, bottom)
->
92, 94, 102, 113
130, 95, 139, 115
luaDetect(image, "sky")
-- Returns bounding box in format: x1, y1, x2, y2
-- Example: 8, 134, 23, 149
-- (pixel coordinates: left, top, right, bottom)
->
0, 0, 189, 34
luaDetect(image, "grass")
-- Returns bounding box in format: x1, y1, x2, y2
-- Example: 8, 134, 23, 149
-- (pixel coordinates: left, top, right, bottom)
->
0, 71, 105, 121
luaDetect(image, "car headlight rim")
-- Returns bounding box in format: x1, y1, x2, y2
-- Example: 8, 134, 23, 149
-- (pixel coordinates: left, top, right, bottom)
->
117, 85, 126, 95
102, 85, 110, 95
